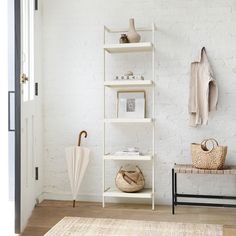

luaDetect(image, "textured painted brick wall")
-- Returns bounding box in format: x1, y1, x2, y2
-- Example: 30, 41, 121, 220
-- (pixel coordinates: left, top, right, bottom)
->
42, 0, 236, 204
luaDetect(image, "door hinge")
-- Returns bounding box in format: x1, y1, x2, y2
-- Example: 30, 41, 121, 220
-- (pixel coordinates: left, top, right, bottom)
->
35, 167, 39, 180
35, 0, 38, 10
35, 82, 39, 96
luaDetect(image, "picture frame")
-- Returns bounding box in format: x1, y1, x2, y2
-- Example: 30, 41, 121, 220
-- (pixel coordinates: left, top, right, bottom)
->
117, 91, 146, 118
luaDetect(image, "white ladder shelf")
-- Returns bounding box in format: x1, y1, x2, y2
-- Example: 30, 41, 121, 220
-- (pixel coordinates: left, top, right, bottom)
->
103, 23, 156, 210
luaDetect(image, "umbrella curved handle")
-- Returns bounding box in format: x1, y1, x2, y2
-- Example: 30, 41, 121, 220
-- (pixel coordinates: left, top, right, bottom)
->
78, 130, 87, 146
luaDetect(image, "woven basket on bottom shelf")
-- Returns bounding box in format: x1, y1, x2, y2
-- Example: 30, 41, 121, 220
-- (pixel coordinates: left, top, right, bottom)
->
115, 166, 145, 193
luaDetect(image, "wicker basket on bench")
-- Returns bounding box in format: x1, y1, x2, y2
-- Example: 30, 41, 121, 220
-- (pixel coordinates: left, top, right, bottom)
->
191, 138, 227, 170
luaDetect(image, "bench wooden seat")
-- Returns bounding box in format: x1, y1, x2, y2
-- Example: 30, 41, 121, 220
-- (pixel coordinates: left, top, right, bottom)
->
172, 164, 236, 214
174, 164, 236, 175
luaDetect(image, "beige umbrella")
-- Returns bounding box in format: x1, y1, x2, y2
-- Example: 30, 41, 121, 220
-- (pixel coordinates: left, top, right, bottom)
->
65, 131, 90, 207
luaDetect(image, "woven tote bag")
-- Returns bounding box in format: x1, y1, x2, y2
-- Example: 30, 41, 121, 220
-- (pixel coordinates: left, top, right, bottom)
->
191, 138, 227, 170
115, 166, 145, 193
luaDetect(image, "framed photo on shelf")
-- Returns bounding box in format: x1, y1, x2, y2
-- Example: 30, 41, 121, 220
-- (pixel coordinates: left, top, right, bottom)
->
117, 91, 146, 118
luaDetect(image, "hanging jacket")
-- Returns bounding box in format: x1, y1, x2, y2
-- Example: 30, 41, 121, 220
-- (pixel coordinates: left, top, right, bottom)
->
188, 47, 218, 127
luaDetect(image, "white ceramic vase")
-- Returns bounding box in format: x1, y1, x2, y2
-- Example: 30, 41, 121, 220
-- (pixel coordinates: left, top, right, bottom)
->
127, 18, 141, 43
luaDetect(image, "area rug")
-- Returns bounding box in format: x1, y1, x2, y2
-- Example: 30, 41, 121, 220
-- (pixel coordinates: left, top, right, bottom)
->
44, 217, 223, 236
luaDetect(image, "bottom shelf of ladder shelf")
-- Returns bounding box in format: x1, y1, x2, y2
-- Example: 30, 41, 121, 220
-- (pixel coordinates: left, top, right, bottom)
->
103, 188, 153, 199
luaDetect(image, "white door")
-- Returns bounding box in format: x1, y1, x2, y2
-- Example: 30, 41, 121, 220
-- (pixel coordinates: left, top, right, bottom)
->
20, 0, 37, 231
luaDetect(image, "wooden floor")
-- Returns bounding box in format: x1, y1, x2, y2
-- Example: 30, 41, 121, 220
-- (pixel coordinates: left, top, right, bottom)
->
22, 200, 236, 236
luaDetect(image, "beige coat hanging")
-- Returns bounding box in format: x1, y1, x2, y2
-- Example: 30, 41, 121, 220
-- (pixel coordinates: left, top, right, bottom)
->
188, 47, 218, 127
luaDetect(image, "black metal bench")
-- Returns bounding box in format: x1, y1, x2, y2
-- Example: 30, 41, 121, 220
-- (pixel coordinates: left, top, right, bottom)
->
172, 164, 236, 214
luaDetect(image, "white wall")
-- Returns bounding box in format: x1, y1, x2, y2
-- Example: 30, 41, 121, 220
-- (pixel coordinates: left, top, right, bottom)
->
42, 0, 236, 204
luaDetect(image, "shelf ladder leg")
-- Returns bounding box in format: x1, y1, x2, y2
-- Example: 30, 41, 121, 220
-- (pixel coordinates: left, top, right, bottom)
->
152, 195, 155, 210
151, 22, 155, 212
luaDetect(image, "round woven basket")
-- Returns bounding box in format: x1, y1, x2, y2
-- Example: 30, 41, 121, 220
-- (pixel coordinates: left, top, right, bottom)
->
115, 166, 145, 193
191, 138, 227, 170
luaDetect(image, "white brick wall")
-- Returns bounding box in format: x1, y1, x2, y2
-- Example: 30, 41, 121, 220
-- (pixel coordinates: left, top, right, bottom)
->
42, 0, 236, 204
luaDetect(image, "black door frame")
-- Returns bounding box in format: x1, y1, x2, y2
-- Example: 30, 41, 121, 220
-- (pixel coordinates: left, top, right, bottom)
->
14, 0, 21, 233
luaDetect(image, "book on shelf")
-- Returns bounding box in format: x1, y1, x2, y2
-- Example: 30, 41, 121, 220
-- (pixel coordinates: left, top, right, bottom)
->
113, 151, 141, 156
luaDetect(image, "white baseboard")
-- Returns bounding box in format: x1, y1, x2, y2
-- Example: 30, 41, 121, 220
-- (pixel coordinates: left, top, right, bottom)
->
36, 192, 45, 204
43, 192, 102, 202
43, 191, 154, 204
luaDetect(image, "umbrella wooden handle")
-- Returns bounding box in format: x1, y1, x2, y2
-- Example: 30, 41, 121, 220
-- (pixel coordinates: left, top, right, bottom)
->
78, 130, 87, 146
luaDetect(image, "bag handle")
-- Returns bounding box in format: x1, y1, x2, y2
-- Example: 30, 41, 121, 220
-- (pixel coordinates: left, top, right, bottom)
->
135, 166, 144, 181
118, 166, 143, 185
117, 166, 134, 185
201, 138, 219, 148
201, 138, 219, 152
119, 165, 142, 173
135, 165, 142, 173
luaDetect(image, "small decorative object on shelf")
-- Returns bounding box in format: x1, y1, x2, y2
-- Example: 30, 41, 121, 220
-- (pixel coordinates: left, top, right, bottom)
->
115, 75, 144, 80
127, 18, 141, 43
117, 91, 145, 118
115, 71, 144, 80
191, 138, 227, 170
125, 71, 133, 76
119, 34, 129, 43
115, 166, 145, 192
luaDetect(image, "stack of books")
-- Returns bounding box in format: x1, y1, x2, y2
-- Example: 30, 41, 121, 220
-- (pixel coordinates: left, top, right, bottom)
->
114, 148, 141, 156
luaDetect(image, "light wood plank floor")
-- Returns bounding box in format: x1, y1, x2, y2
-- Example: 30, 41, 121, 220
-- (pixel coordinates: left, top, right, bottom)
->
22, 200, 236, 236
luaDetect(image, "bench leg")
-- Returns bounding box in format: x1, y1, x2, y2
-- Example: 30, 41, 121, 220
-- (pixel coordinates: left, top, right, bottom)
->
175, 172, 177, 203
172, 168, 175, 214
